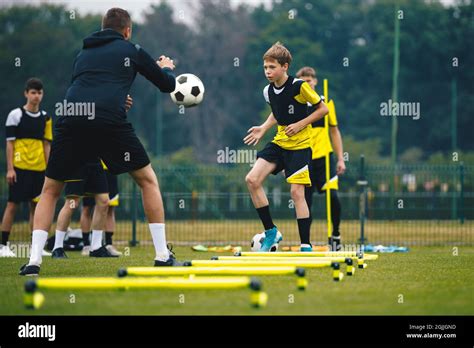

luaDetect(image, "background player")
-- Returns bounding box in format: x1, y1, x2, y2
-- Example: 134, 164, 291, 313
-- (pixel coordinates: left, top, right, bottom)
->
0, 78, 52, 258
296, 66, 346, 250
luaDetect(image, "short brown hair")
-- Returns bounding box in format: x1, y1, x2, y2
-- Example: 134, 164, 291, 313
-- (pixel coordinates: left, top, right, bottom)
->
296, 66, 317, 78
102, 8, 131, 32
263, 42, 292, 66
25, 78, 43, 92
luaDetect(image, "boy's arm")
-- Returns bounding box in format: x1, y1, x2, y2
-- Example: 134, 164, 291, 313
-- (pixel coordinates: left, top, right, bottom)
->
285, 102, 328, 136
43, 140, 51, 164
6, 140, 16, 184
244, 113, 277, 146
330, 126, 346, 175
43, 116, 52, 164
285, 82, 329, 136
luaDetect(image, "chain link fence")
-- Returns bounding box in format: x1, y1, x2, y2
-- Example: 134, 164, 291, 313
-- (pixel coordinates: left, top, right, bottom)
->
2, 158, 472, 247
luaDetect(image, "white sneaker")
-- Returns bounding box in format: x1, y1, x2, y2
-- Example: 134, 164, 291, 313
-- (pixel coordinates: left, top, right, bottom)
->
0, 244, 16, 257
105, 245, 122, 256
42, 249, 52, 256
81, 245, 91, 256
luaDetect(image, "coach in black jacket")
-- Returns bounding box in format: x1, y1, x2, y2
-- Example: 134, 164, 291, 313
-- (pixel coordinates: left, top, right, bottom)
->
20, 8, 180, 276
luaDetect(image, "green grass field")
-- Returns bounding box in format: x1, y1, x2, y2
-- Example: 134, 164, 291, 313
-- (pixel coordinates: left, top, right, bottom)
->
1, 245, 473, 315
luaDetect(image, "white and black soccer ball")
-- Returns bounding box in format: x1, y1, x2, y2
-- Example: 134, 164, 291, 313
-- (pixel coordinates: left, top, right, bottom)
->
170, 73, 205, 108
250, 232, 281, 252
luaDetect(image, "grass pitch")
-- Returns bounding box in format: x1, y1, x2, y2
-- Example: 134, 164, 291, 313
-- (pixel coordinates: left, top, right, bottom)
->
1, 246, 473, 315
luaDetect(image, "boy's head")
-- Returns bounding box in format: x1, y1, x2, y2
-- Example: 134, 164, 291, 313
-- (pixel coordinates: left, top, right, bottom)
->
263, 42, 292, 83
102, 8, 132, 40
24, 78, 43, 105
296, 66, 317, 89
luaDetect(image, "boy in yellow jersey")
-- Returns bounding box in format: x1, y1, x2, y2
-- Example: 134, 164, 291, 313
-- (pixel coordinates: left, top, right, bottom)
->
0, 78, 52, 258
296, 67, 346, 251
244, 43, 328, 252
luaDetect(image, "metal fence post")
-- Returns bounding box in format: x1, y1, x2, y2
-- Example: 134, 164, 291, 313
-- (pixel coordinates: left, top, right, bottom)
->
460, 162, 464, 224
357, 155, 368, 245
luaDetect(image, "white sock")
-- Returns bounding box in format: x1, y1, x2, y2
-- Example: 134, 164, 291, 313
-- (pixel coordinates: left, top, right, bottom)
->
149, 223, 169, 261
29, 230, 49, 266
53, 230, 67, 251
91, 230, 103, 251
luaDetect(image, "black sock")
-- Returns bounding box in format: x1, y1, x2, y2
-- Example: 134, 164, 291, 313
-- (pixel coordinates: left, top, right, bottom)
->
1, 231, 10, 246
105, 232, 113, 246
330, 192, 341, 237
83, 232, 91, 246
297, 217, 311, 245
256, 206, 275, 230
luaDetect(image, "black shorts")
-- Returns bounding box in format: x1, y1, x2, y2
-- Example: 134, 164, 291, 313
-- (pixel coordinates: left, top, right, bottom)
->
257, 142, 312, 185
309, 153, 339, 194
64, 162, 108, 197
83, 171, 119, 207
46, 119, 150, 181
8, 168, 44, 203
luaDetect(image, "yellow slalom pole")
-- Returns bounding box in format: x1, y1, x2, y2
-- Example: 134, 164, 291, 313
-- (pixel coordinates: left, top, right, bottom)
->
323, 78, 332, 245
238, 251, 365, 257
24, 277, 268, 309
120, 266, 308, 291
186, 259, 332, 268
121, 266, 298, 277
34, 277, 252, 290
215, 256, 357, 262
230, 253, 378, 261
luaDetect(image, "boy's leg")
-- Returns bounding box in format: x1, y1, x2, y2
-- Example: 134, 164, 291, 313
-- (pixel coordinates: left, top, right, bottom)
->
1, 202, 17, 245
330, 190, 342, 249
245, 158, 277, 231
0, 202, 17, 257
245, 158, 280, 251
80, 204, 93, 255
89, 193, 110, 252
292, 184, 312, 249
24, 177, 64, 269
104, 172, 120, 254
283, 147, 313, 250
104, 207, 122, 256
52, 197, 80, 256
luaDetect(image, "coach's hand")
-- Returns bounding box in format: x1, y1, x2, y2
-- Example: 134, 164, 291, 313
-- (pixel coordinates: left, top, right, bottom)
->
336, 158, 346, 175
6, 169, 16, 185
158, 56, 175, 70
244, 126, 265, 146
125, 95, 133, 112
284, 122, 304, 137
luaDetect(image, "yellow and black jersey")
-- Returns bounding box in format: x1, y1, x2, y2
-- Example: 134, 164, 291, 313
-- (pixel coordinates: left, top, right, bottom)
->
263, 76, 322, 150
310, 99, 338, 159
5, 107, 52, 172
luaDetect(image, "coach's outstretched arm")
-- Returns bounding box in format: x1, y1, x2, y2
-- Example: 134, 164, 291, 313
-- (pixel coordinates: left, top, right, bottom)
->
134, 46, 176, 93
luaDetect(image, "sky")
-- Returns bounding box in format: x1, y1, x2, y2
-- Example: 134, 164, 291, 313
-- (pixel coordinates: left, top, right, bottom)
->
1, 0, 272, 23
1, 0, 458, 24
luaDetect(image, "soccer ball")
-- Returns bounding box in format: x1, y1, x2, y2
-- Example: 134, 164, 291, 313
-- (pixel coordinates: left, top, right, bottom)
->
250, 231, 282, 252
170, 73, 205, 107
